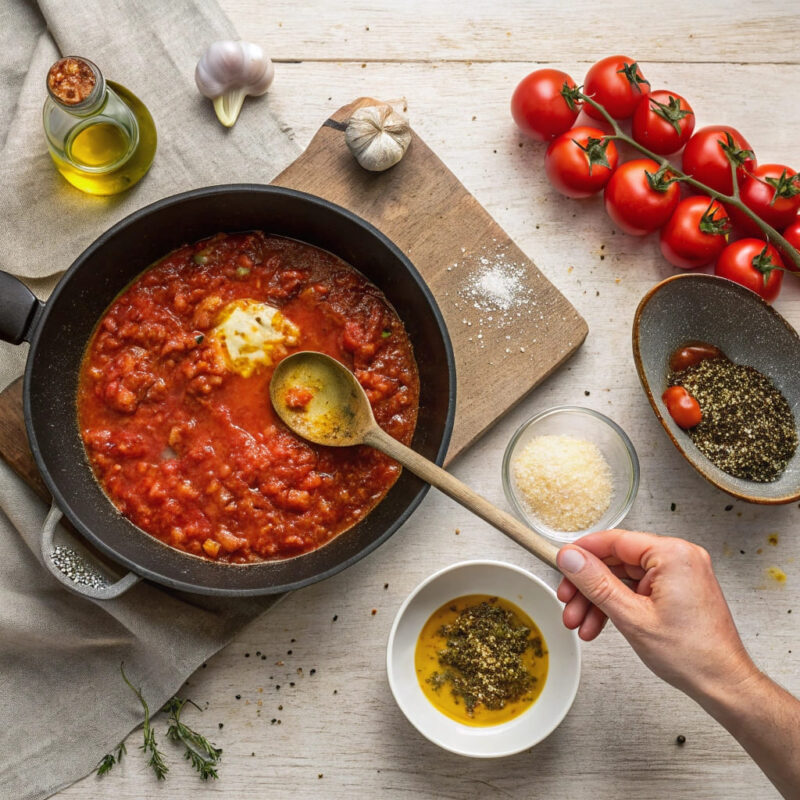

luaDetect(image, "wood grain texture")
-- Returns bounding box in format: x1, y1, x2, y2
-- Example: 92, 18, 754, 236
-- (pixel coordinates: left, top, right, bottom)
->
47, 1, 800, 798
0, 377, 47, 500
272, 97, 587, 462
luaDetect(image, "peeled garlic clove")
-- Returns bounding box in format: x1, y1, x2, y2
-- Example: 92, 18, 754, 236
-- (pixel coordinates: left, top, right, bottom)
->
345, 104, 411, 172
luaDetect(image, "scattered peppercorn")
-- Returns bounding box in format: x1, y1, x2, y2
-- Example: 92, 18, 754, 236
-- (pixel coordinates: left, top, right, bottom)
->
235, 694, 241, 700
670, 503, 676, 512
371, 609, 377, 615
310, 669, 316, 675
384, 583, 389, 589
676, 735, 686, 745
218, 723, 224, 729
245, 653, 250, 657
332, 615, 338, 622
725, 505, 733, 511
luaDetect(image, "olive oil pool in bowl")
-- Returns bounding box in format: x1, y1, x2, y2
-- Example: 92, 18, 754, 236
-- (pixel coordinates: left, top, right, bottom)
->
387, 561, 581, 758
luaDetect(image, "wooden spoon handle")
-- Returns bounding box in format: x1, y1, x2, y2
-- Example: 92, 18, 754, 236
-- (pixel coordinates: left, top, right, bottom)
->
364, 427, 561, 570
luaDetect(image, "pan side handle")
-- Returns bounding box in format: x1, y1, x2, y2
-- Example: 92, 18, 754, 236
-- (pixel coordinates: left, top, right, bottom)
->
0, 271, 45, 344
40, 504, 141, 600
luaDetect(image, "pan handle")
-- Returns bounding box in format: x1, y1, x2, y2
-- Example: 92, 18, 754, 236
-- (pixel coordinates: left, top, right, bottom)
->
0, 271, 45, 344
40, 504, 141, 600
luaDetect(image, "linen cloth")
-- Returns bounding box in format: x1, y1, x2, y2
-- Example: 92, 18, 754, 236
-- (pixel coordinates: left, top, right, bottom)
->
0, 1, 300, 798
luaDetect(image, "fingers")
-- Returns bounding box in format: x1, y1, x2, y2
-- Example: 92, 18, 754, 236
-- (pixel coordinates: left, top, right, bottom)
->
578, 604, 608, 641
562, 589, 591, 629
571, 529, 662, 570
557, 544, 639, 621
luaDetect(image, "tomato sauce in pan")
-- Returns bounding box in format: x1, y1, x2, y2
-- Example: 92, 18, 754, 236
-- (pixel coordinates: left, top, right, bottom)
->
77, 232, 420, 563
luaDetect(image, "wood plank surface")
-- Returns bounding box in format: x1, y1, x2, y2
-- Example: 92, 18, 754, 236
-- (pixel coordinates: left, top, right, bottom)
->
272, 97, 586, 461
50, 2, 800, 799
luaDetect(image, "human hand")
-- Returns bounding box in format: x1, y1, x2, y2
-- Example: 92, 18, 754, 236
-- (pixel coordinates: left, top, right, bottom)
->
556, 530, 757, 700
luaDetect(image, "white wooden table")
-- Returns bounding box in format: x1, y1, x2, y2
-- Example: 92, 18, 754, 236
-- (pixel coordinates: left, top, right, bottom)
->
57, 2, 800, 797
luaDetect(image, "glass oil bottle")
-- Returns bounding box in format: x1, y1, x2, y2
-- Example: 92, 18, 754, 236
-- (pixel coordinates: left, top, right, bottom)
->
42, 56, 157, 196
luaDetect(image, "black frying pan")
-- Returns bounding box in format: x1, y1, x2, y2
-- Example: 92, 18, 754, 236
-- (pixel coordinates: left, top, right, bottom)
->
0, 186, 456, 596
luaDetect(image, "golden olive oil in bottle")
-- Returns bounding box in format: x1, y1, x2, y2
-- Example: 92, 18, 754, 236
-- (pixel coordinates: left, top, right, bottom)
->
43, 56, 157, 195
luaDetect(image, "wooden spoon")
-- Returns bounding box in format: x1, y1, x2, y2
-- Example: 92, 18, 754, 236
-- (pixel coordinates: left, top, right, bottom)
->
270, 351, 561, 570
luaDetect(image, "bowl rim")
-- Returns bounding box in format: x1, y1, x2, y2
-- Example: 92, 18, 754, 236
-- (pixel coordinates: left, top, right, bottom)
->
632, 273, 800, 505
385, 558, 581, 758
501, 405, 640, 542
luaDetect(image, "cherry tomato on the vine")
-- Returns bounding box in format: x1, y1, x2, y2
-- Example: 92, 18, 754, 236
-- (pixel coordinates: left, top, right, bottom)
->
682, 126, 756, 196
544, 126, 619, 198
631, 90, 695, 155
583, 55, 650, 121
728, 164, 800, 236
660, 196, 730, 269
714, 238, 784, 303
779, 216, 800, 271
511, 69, 581, 141
662, 386, 702, 429
604, 159, 680, 236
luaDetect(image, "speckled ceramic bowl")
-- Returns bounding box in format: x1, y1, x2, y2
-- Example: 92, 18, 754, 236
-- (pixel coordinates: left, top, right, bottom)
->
633, 274, 800, 504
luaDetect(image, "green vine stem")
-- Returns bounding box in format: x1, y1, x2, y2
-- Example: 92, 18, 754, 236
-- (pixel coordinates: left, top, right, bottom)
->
578, 92, 800, 273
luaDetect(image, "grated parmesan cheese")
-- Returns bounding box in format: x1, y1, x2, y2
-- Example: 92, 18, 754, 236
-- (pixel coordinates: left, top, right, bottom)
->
512, 434, 613, 532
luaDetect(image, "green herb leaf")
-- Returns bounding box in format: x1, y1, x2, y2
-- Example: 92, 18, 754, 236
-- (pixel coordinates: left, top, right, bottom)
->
96, 743, 126, 777
235, 266, 251, 278
195, 334, 204, 344
164, 696, 222, 781
381, 329, 392, 339
120, 663, 169, 781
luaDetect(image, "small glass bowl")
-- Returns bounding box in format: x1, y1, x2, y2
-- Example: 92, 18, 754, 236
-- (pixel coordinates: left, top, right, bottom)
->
502, 406, 640, 544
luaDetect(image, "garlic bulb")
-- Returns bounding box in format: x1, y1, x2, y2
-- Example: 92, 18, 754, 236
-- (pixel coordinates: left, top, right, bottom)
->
345, 104, 411, 172
195, 40, 274, 127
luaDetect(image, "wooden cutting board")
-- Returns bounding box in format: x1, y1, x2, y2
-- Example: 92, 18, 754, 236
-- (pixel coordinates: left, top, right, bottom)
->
273, 98, 588, 462
0, 98, 586, 498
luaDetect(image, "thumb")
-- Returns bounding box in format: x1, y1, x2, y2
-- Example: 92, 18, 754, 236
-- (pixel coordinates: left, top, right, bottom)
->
557, 545, 638, 623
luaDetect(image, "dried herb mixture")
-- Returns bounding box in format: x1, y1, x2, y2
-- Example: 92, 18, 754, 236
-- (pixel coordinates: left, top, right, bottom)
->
669, 357, 797, 482
427, 600, 542, 714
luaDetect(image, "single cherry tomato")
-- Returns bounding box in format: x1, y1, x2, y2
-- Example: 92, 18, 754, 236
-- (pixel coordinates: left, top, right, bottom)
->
659, 196, 730, 269
714, 238, 784, 303
662, 385, 702, 429
779, 215, 800, 271
604, 158, 680, 236
681, 126, 756, 196
669, 343, 724, 372
544, 126, 619, 198
631, 90, 695, 155
511, 69, 581, 141
583, 55, 650, 120
728, 164, 800, 235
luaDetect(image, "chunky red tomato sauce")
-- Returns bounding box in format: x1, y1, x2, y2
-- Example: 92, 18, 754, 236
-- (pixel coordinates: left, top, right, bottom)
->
77, 232, 419, 563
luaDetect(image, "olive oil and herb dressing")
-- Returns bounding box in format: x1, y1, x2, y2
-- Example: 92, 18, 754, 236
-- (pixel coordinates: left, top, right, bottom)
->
415, 595, 548, 726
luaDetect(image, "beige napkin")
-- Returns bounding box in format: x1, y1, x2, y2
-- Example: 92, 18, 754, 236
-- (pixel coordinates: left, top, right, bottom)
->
0, 1, 300, 798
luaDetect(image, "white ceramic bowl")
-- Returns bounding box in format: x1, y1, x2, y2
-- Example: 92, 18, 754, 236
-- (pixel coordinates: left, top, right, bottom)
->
386, 560, 580, 757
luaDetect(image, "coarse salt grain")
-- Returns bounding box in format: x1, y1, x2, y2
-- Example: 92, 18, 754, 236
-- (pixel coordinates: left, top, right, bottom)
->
512, 434, 613, 532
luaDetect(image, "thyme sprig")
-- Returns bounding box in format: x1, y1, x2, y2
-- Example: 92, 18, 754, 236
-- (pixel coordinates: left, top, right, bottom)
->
165, 696, 223, 780
572, 88, 800, 272
96, 742, 126, 776
120, 663, 168, 780
98, 664, 221, 782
